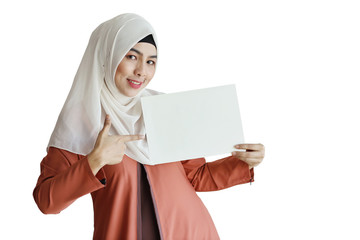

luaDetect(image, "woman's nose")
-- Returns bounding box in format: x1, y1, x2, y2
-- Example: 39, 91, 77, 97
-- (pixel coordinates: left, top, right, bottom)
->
134, 62, 146, 77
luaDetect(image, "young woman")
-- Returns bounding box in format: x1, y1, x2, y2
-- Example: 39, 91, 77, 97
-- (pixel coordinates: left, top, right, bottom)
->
33, 13, 265, 240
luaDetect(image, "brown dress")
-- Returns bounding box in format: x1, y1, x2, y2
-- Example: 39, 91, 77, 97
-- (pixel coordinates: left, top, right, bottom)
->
33, 147, 254, 239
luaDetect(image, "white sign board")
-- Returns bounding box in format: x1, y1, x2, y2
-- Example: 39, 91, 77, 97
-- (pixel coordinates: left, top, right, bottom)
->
141, 84, 244, 165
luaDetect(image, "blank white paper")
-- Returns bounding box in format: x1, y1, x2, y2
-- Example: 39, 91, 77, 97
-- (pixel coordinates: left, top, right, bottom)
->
140, 84, 244, 165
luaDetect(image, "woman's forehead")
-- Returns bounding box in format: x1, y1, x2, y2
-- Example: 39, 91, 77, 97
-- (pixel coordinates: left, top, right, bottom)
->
129, 42, 157, 56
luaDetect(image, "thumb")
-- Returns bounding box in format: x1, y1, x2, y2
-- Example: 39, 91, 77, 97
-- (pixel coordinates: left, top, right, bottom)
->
100, 114, 111, 136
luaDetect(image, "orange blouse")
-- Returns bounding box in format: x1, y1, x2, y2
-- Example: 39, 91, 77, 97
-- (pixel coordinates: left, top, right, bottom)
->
33, 147, 254, 239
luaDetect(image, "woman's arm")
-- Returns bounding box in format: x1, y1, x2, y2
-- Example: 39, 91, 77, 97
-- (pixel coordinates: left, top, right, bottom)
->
181, 155, 254, 192
181, 143, 264, 191
33, 147, 106, 214
33, 115, 143, 214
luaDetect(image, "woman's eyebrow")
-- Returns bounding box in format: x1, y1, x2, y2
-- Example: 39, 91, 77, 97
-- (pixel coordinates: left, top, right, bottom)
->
129, 48, 157, 58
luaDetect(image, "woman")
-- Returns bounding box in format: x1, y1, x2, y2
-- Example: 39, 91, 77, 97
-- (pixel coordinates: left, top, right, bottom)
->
33, 13, 265, 239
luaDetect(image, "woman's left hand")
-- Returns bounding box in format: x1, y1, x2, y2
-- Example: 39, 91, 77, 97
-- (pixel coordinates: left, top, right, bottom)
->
231, 143, 265, 169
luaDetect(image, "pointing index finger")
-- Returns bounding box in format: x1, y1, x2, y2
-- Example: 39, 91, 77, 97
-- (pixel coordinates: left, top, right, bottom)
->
120, 135, 146, 142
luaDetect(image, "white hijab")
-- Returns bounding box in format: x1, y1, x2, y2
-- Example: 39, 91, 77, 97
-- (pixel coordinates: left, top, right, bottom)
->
47, 13, 162, 164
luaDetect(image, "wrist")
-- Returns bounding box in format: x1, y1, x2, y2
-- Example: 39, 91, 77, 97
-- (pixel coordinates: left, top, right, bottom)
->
87, 150, 105, 175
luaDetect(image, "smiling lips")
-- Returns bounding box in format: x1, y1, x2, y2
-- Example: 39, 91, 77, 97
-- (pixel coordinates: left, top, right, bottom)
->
127, 78, 143, 89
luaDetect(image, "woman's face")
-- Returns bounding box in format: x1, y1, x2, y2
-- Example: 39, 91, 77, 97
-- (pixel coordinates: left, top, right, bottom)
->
115, 42, 157, 97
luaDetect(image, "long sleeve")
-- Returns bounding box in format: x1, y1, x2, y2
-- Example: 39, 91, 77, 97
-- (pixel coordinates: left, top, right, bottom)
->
33, 147, 106, 214
181, 155, 254, 192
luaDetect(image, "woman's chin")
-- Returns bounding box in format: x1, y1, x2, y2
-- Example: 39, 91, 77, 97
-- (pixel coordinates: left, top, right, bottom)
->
121, 88, 142, 97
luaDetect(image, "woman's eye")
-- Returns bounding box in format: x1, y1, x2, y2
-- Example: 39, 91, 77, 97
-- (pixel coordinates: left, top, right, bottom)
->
127, 55, 136, 60
147, 60, 155, 65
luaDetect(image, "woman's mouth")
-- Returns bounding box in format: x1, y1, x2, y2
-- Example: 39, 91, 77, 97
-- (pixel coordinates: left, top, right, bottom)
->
127, 79, 143, 89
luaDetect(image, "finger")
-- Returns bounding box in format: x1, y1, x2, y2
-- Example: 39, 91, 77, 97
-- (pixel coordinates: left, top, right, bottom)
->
234, 143, 264, 151
239, 157, 262, 167
231, 151, 264, 159
245, 158, 263, 165
100, 115, 111, 136
119, 135, 145, 142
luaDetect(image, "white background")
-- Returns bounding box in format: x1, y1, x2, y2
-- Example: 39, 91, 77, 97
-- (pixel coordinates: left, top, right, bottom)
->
1, 0, 359, 239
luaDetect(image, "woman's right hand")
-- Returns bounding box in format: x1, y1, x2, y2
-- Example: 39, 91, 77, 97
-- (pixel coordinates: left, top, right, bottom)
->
87, 114, 145, 175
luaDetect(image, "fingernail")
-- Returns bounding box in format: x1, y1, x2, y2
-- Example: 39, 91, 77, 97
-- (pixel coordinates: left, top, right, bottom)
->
231, 151, 236, 156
